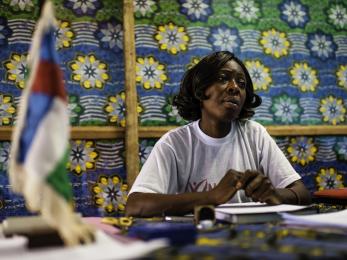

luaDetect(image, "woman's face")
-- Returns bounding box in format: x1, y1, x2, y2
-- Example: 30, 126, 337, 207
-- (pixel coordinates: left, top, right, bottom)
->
201, 59, 247, 123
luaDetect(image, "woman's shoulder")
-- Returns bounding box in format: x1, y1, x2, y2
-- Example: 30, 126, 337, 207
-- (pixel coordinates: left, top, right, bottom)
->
164, 122, 194, 136
157, 122, 195, 146
236, 120, 268, 140
237, 119, 266, 131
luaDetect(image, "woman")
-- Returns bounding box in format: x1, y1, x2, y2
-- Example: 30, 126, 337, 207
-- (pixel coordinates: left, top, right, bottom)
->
126, 51, 311, 217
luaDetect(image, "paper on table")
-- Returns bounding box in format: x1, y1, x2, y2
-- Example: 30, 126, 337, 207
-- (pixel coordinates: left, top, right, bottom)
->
216, 202, 309, 214
281, 209, 347, 229
83, 217, 121, 236
0, 230, 167, 260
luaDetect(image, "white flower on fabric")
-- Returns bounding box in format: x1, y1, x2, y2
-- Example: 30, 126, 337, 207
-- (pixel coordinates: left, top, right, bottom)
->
214, 29, 237, 50
67, 95, 83, 125
271, 95, 301, 124
105, 93, 126, 127
139, 140, 153, 165
155, 22, 190, 55
64, 0, 101, 16
163, 98, 186, 125
104, 92, 143, 127
70, 54, 109, 89
287, 137, 317, 166
311, 34, 334, 58
209, 26, 242, 53
0, 95, 16, 126
136, 56, 168, 89
168, 106, 182, 121
100, 23, 123, 49
70, 0, 96, 14
68, 102, 78, 120
290, 62, 319, 92
287, 136, 318, 166
68, 140, 98, 175
260, 29, 290, 58
316, 168, 344, 190
134, 0, 156, 17
282, 1, 306, 26
245, 60, 272, 91
93, 175, 128, 213
233, 0, 260, 23
8, 0, 34, 11
4, 53, 28, 89
55, 21, 74, 49
319, 96, 346, 125
327, 4, 347, 30
180, 0, 211, 21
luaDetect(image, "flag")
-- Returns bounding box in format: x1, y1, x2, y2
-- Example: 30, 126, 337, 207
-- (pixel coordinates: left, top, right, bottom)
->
9, 1, 93, 246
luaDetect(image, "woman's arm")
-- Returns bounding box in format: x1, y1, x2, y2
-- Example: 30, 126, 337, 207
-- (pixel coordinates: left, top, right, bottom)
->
239, 170, 311, 205
250, 124, 311, 204
277, 179, 312, 205
125, 191, 214, 217
125, 169, 243, 217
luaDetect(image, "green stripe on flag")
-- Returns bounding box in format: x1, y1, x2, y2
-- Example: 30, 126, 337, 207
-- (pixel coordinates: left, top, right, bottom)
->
46, 149, 73, 201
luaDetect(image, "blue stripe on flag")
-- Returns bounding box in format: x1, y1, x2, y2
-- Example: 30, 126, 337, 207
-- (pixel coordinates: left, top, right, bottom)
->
40, 27, 59, 63
18, 93, 53, 163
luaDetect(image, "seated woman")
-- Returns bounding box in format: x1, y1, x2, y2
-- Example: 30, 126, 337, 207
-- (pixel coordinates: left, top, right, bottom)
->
126, 51, 311, 217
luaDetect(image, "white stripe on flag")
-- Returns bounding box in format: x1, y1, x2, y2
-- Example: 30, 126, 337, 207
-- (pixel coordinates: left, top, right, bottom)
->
24, 98, 69, 179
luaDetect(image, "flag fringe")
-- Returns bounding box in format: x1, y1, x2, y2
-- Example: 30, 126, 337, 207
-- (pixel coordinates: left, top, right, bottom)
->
41, 180, 95, 246
14, 164, 94, 246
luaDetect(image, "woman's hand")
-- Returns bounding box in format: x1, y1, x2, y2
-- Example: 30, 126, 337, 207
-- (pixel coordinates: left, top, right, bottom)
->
239, 170, 282, 205
210, 169, 243, 205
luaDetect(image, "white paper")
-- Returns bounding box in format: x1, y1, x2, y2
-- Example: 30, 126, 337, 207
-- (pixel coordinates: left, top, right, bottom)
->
216, 202, 309, 215
0, 230, 167, 260
281, 209, 347, 229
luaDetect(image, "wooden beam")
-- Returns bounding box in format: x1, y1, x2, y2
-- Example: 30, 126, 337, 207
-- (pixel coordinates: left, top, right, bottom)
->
267, 125, 347, 136
0, 126, 125, 140
123, 0, 139, 187
138, 125, 347, 137
1, 125, 346, 140
70, 126, 124, 139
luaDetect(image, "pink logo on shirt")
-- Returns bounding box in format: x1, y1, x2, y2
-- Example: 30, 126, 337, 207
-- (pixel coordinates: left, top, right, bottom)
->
187, 179, 216, 192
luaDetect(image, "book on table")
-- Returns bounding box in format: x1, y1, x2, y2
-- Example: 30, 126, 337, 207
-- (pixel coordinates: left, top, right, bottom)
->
215, 202, 313, 224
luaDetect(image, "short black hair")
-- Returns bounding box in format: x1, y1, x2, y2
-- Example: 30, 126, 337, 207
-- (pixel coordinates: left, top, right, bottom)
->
173, 51, 262, 121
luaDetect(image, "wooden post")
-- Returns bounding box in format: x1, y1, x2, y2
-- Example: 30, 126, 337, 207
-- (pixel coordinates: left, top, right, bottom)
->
123, 0, 139, 187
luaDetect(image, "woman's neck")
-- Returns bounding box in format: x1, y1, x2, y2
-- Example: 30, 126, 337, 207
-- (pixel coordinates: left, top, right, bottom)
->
199, 119, 232, 138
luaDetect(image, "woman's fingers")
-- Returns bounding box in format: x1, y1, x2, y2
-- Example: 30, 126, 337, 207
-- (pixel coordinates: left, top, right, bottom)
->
244, 175, 265, 197
257, 187, 282, 205
239, 171, 282, 205
215, 169, 282, 205
238, 170, 258, 189
212, 169, 244, 204
250, 179, 271, 201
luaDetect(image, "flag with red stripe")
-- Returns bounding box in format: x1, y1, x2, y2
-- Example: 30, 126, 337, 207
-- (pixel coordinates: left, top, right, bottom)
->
9, 2, 93, 246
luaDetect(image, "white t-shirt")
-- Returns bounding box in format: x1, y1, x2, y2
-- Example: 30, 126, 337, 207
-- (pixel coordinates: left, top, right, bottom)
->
130, 120, 301, 202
